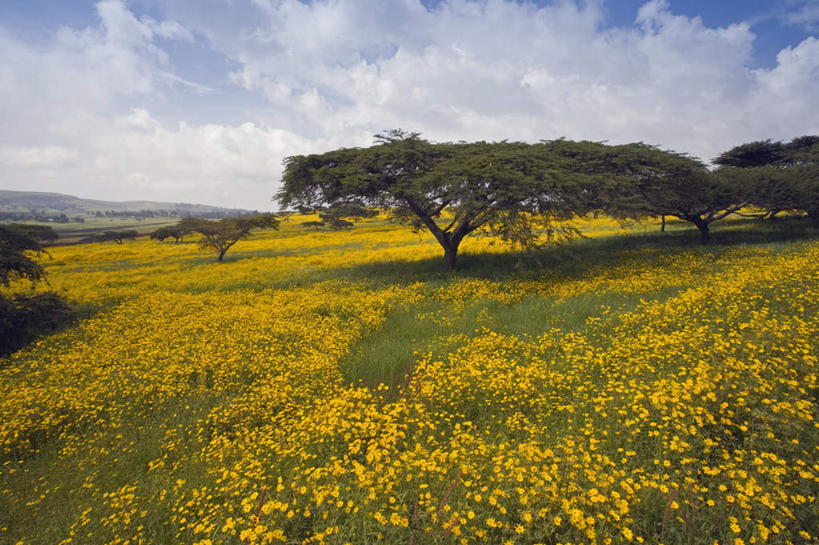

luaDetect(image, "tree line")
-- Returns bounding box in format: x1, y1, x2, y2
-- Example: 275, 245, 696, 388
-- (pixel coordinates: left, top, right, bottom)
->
0, 211, 85, 223
11, 133, 812, 269
278, 132, 818, 268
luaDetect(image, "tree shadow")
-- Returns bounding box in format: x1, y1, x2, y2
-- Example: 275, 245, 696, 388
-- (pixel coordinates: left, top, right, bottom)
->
0, 293, 78, 361
324, 218, 819, 287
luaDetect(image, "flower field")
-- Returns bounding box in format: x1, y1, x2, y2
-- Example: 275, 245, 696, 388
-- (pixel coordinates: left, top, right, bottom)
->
1, 216, 817, 545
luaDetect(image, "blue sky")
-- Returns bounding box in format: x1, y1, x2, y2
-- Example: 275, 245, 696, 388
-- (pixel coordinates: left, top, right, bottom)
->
0, 0, 817, 209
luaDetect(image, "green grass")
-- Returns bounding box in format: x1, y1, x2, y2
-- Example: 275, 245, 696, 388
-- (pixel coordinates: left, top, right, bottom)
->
0, 394, 221, 544
340, 289, 689, 390
338, 217, 819, 389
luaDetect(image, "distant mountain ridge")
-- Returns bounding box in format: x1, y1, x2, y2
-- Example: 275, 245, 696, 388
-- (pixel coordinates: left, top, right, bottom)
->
0, 190, 256, 215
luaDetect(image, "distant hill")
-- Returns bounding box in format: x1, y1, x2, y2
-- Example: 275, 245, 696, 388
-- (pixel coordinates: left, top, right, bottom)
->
0, 190, 257, 217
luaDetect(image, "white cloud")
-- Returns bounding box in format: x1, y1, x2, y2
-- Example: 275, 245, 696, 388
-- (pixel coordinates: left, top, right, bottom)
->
4, 108, 351, 209
0, 145, 79, 168
1, 0, 818, 208
165, 0, 815, 161
781, 1, 819, 32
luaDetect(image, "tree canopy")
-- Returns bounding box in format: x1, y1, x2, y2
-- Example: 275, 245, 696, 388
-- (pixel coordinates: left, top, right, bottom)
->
0, 224, 57, 286
95, 230, 139, 244
713, 140, 787, 168
598, 143, 747, 243
714, 135, 819, 225
319, 202, 379, 230
279, 131, 598, 268
179, 214, 279, 261
150, 225, 191, 243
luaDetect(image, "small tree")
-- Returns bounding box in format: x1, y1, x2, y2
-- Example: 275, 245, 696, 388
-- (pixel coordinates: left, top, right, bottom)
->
96, 230, 138, 244
150, 225, 191, 243
300, 221, 325, 231
179, 214, 279, 261
279, 132, 595, 269
323, 217, 354, 230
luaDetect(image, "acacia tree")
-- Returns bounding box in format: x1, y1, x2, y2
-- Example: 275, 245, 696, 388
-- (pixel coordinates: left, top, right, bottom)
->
278, 131, 594, 269
179, 214, 279, 261
96, 230, 138, 244
300, 221, 325, 230
150, 225, 191, 243
602, 144, 747, 243
714, 135, 819, 225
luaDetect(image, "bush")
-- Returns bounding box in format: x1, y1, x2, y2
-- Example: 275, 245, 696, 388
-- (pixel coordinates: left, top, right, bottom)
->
0, 292, 76, 357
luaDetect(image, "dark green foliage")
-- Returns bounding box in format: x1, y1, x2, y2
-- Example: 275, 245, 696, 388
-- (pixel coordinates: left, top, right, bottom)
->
715, 135, 819, 224
300, 221, 325, 230
0, 224, 57, 286
318, 201, 378, 230
0, 293, 76, 357
150, 225, 190, 243
279, 131, 596, 268
178, 214, 279, 261
0, 224, 74, 357
713, 140, 786, 168
600, 144, 746, 243
96, 230, 139, 244
324, 217, 354, 230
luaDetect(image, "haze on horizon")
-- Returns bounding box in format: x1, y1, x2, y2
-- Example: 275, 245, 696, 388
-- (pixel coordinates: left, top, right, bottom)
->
0, 0, 817, 210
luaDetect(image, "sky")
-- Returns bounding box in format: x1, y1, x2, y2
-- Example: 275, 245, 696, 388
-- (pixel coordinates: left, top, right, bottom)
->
0, 0, 817, 210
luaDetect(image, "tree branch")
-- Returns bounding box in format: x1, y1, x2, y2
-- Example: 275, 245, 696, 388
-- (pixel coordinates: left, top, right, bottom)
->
704, 202, 748, 222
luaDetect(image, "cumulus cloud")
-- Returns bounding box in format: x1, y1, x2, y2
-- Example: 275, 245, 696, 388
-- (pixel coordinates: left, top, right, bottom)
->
1, 0, 818, 208
150, 0, 819, 160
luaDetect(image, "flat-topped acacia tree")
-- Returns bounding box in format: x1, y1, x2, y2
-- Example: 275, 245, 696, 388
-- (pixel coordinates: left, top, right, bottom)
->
277, 131, 595, 269
599, 143, 747, 244
179, 214, 279, 261
714, 135, 819, 225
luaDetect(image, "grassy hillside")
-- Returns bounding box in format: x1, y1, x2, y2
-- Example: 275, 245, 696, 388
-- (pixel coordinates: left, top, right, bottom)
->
0, 190, 253, 214
0, 215, 817, 545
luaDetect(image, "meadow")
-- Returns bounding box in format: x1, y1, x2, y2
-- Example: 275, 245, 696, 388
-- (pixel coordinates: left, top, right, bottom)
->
0, 216, 181, 245
0, 215, 817, 545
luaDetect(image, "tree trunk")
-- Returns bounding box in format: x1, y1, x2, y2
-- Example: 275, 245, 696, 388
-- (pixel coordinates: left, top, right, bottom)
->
443, 242, 459, 270
218, 248, 227, 261
808, 209, 819, 227
691, 217, 710, 244
660, 215, 666, 232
